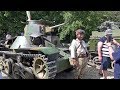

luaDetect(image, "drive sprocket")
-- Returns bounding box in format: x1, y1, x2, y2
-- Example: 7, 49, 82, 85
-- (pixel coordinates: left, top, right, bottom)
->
32, 54, 57, 79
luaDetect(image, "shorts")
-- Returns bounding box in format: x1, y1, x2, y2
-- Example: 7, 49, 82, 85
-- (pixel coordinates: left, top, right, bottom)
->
101, 56, 111, 70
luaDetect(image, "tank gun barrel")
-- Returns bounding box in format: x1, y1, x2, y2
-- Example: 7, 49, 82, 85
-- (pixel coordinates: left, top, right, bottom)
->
26, 11, 31, 21
49, 23, 65, 29
45, 23, 65, 33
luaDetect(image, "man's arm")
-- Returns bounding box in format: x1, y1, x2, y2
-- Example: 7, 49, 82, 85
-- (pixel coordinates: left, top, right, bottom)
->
113, 39, 120, 46
97, 41, 103, 61
70, 40, 76, 59
70, 40, 79, 66
106, 43, 114, 60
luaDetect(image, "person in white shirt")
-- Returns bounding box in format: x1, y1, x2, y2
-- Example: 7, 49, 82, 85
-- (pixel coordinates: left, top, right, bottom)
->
69, 29, 88, 79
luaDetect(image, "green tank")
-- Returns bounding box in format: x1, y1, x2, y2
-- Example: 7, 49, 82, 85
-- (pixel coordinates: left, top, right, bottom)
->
89, 21, 120, 67
0, 11, 71, 79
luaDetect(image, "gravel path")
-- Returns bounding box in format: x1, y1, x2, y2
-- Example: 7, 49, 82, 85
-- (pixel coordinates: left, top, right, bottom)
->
1, 62, 114, 79
55, 62, 114, 79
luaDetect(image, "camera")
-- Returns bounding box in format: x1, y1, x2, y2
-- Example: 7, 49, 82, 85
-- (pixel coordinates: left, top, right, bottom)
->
107, 35, 112, 42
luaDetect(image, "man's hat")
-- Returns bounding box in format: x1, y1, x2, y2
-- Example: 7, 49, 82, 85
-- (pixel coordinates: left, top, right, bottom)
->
105, 29, 112, 35
75, 29, 85, 35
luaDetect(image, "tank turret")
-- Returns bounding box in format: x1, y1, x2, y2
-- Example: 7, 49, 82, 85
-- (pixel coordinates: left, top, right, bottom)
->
25, 11, 64, 36
24, 11, 65, 46
97, 21, 120, 32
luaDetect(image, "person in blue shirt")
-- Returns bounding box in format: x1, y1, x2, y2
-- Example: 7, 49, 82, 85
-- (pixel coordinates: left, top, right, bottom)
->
106, 42, 120, 79
0, 71, 2, 79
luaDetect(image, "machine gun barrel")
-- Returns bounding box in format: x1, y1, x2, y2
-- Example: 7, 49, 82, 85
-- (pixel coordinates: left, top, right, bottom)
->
49, 23, 65, 29
45, 23, 65, 33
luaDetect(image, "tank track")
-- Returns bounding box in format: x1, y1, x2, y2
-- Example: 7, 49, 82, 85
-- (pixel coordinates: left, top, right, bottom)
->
0, 51, 57, 79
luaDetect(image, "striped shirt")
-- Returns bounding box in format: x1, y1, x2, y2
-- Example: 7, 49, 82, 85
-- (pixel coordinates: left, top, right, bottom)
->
99, 36, 113, 57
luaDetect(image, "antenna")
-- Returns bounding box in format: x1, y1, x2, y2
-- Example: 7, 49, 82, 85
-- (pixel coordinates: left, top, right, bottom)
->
26, 11, 31, 21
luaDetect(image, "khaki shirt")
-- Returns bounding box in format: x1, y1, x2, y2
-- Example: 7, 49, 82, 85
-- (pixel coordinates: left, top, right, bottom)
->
70, 38, 87, 58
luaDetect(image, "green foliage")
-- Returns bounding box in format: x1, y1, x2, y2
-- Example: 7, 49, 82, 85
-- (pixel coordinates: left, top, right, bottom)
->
0, 11, 26, 37
0, 11, 120, 42
59, 11, 120, 42
0, 11, 63, 38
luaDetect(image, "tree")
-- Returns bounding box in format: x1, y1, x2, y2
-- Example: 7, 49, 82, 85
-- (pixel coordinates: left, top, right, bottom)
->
58, 11, 103, 42
0, 11, 120, 42
58, 11, 120, 42
0, 11, 63, 38
0, 11, 26, 37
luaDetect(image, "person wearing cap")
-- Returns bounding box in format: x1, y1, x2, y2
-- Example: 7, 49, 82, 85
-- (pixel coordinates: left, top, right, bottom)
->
69, 29, 89, 79
4, 32, 12, 45
97, 29, 120, 79
106, 42, 120, 79
5, 32, 12, 41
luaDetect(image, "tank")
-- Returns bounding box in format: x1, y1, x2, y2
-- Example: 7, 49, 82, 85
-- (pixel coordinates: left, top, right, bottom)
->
0, 11, 71, 79
88, 21, 120, 67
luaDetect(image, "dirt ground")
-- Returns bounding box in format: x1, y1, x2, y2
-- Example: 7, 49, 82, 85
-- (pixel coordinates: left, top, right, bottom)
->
55, 62, 114, 79
1, 61, 114, 79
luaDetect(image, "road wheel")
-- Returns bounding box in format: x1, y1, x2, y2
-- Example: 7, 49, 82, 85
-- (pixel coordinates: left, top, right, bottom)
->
4, 58, 13, 75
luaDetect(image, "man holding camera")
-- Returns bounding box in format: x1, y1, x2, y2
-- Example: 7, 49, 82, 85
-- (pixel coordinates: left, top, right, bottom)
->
98, 29, 120, 79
